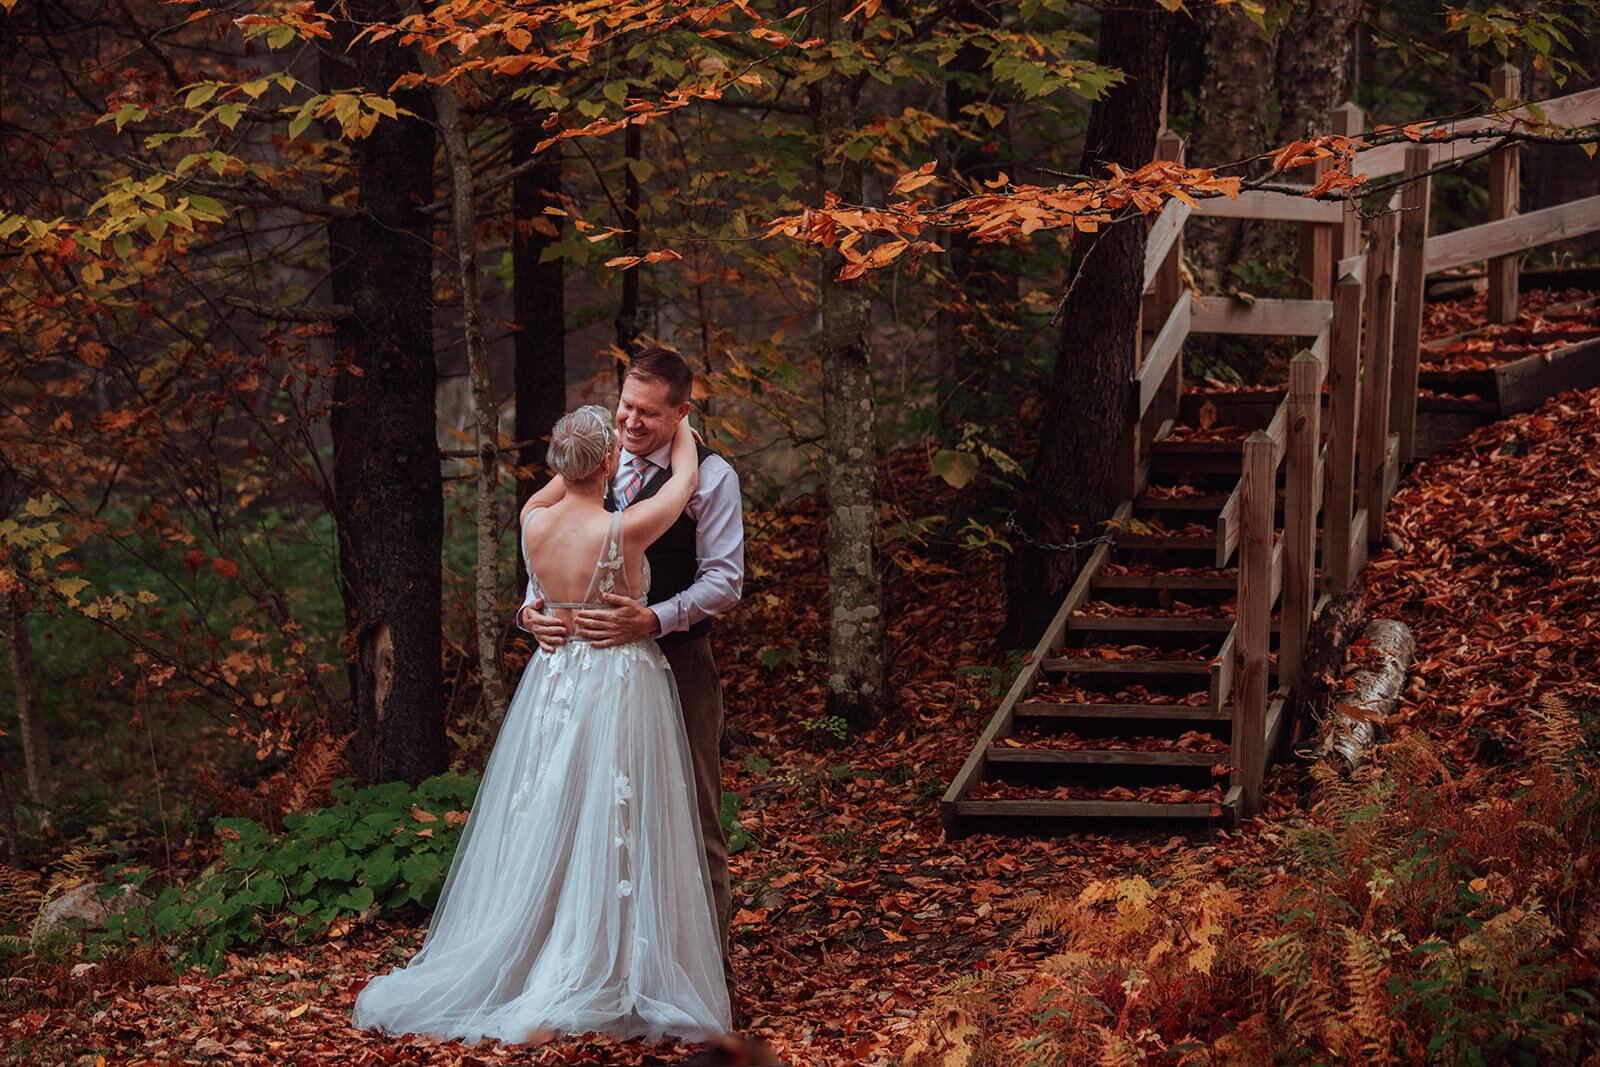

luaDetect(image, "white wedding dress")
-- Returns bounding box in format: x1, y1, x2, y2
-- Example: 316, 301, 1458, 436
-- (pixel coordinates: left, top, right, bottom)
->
352, 512, 730, 1044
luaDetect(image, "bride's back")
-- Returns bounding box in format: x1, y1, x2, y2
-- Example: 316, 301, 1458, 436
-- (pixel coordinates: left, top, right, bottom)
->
521, 500, 645, 626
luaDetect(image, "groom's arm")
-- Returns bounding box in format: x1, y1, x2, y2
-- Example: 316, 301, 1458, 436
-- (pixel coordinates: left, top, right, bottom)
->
649, 455, 744, 636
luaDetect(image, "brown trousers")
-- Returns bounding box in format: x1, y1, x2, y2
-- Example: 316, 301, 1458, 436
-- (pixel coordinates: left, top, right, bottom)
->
662, 635, 732, 983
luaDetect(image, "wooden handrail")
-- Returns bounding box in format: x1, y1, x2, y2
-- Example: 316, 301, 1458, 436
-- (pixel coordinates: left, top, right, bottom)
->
1424, 194, 1600, 274
1193, 190, 1344, 224
1136, 298, 1191, 416
1190, 297, 1334, 337
1352, 86, 1600, 178
1143, 200, 1192, 289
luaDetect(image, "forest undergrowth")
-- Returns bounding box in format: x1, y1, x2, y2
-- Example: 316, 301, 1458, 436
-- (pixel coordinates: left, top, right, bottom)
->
5, 353, 1600, 1063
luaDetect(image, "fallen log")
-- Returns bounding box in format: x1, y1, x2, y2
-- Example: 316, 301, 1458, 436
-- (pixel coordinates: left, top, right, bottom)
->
1290, 588, 1367, 752
1319, 619, 1416, 772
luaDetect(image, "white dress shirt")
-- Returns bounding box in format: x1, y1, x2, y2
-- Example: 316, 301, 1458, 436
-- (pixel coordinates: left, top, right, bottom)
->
518, 441, 744, 636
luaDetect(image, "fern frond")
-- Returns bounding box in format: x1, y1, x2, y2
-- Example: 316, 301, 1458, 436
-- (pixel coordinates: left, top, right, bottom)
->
1091, 1025, 1140, 1067
1526, 694, 1580, 769
1341, 927, 1391, 1062
276, 728, 354, 816
0, 866, 43, 930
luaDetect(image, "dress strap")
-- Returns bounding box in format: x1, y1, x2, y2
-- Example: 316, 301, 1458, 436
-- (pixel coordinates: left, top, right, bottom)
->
580, 511, 629, 605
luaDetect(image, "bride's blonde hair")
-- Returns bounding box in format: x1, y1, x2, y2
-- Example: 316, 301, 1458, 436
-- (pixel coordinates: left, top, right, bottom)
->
547, 405, 616, 482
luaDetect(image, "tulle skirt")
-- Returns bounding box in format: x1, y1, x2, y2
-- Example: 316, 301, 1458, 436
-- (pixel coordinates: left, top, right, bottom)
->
352, 638, 730, 1044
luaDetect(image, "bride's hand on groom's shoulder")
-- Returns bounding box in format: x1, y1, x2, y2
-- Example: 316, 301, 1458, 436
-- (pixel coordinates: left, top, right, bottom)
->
575, 594, 659, 647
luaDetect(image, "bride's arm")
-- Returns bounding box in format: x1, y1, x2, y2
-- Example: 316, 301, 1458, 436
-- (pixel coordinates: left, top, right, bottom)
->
518, 476, 567, 525
621, 416, 699, 549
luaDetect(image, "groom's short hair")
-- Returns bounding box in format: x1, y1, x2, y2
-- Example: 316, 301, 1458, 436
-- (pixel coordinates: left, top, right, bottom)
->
626, 348, 693, 408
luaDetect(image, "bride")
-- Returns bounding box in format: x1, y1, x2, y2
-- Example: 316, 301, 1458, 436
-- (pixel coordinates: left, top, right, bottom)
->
352, 406, 730, 1044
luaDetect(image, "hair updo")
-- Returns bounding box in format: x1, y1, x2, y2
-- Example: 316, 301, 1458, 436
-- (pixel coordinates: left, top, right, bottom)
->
547, 404, 616, 482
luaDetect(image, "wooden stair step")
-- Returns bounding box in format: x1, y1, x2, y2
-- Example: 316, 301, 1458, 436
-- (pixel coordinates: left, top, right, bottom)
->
951, 798, 1223, 822
1042, 657, 1213, 676
1092, 574, 1236, 592
1150, 438, 1246, 454
1114, 534, 1218, 551
1067, 616, 1234, 635
987, 748, 1218, 768
1017, 701, 1230, 723
1134, 492, 1234, 511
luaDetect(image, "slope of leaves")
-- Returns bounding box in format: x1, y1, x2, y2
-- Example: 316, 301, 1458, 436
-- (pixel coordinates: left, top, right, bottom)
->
9, 391, 1600, 1065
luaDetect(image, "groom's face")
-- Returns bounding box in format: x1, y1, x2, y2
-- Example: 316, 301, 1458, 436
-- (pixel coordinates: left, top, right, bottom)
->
616, 375, 688, 458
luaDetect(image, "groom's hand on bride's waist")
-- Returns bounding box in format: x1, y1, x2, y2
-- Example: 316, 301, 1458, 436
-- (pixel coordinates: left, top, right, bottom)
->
575, 593, 660, 647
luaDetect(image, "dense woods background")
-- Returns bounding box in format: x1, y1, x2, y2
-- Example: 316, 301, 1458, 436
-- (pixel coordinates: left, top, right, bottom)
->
2, 0, 1598, 1062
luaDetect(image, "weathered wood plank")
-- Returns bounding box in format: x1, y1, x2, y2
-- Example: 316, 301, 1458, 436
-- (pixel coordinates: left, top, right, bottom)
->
1282, 352, 1322, 689
1192, 189, 1344, 223
985, 748, 1220, 768
1359, 212, 1399, 539
1392, 148, 1431, 465
1143, 199, 1192, 290
1042, 658, 1214, 676
1425, 195, 1600, 275
1234, 431, 1276, 817
1352, 86, 1600, 177
1216, 485, 1240, 567
952, 799, 1221, 821
1323, 274, 1364, 594
1211, 626, 1237, 715
1190, 297, 1334, 337
1017, 702, 1231, 722
1093, 574, 1238, 592
1067, 616, 1236, 635
1137, 298, 1193, 416
1488, 66, 1522, 324
1494, 337, 1600, 415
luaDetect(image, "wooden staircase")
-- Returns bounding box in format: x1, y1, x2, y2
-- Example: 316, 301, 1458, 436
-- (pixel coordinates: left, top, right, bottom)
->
942, 426, 1292, 835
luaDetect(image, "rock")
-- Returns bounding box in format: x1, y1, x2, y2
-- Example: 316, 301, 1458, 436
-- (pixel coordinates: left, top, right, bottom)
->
39, 881, 152, 932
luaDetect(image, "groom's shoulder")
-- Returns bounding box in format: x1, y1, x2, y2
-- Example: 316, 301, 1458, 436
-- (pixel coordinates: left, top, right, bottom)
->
695, 445, 740, 487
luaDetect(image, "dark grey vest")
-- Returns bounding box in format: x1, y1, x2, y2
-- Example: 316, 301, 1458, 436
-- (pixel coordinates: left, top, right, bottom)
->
605, 443, 716, 650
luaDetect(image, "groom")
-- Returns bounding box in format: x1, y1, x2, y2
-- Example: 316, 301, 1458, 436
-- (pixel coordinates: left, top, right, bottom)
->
515, 348, 744, 987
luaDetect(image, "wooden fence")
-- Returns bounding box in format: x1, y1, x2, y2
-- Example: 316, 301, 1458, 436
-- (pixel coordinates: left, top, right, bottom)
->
941, 73, 1600, 834
1178, 75, 1600, 816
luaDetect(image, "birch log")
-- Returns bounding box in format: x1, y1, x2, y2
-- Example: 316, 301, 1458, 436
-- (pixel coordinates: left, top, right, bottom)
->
1320, 619, 1415, 771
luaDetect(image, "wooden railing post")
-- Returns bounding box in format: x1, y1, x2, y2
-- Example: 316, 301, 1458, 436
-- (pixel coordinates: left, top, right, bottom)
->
1281, 352, 1322, 689
1332, 102, 1365, 261
1392, 146, 1432, 465
1359, 211, 1399, 537
1489, 65, 1523, 325
1234, 431, 1275, 817
1322, 273, 1363, 596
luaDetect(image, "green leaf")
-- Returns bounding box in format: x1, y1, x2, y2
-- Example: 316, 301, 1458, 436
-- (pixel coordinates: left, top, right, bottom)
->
931, 449, 980, 489
186, 83, 219, 109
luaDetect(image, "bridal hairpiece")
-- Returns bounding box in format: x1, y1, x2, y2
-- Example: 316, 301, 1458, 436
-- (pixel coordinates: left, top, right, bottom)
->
548, 404, 616, 482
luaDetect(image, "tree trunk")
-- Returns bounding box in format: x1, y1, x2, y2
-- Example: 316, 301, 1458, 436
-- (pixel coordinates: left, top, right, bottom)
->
0, 456, 50, 814
811, 0, 889, 731
1185, 5, 1277, 285
426, 62, 510, 725
1273, 0, 1360, 147
1003, 0, 1170, 647
323, 2, 447, 787
512, 121, 566, 510
3, 590, 52, 813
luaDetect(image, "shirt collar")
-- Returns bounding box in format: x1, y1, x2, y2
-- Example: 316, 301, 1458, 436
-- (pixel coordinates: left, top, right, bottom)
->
620, 439, 674, 470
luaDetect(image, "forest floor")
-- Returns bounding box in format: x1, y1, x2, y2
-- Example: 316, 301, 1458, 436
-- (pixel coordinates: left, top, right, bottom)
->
5, 289, 1600, 1064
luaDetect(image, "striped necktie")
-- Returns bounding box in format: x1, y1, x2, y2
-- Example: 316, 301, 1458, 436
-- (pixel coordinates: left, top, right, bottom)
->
616, 457, 650, 510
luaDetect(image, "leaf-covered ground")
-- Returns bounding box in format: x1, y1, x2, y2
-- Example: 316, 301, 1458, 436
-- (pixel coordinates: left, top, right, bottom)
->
7, 297, 1600, 1065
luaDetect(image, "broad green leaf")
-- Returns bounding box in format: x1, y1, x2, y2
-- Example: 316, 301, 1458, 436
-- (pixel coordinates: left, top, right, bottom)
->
932, 449, 980, 489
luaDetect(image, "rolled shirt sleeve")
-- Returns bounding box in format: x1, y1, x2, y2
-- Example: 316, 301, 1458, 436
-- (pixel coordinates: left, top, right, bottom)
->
649, 453, 744, 636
